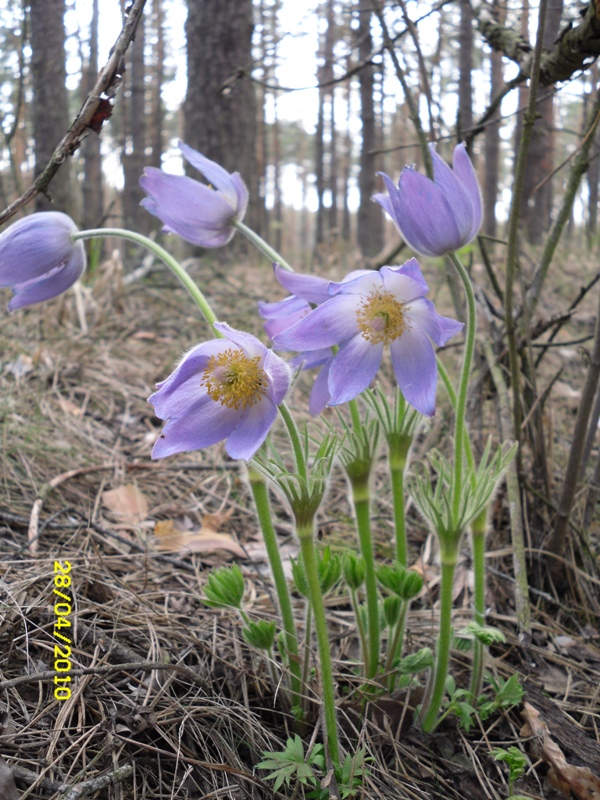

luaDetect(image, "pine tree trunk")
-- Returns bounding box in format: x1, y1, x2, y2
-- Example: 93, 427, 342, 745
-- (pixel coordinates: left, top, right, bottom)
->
483, 0, 504, 238
184, 0, 256, 236
121, 14, 149, 235
457, 0, 473, 141
356, 0, 384, 258
30, 0, 72, 214
82, 0, 103, 230
148, 0, 164, 169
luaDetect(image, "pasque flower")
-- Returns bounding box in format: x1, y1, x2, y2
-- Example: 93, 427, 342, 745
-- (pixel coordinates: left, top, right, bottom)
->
259, 264, 370, 415
373, 143, 482, 257
274, 259, 463, 417
0, 212, 86, 311
139, 142, 249, 248
149, 322, 291, 461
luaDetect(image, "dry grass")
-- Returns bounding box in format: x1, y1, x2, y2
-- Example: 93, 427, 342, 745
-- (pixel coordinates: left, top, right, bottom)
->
0, 243, 599, 799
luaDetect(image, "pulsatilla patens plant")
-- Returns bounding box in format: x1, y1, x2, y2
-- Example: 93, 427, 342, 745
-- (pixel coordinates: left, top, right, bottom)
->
1, 140, 514, 788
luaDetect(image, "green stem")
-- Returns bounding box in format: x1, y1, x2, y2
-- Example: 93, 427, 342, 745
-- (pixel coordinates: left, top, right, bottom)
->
247, 467, 302, 709
233, 219, 294, 272
421, 553, 457, 732
348, 398, 362, 434
278, 402, 307, 482
390, 461, 407, 567
73, 229, 219, 334
469, 519, 487, 699
349, 587, 370, 678
436, 355, 475, 475
447, 252, 477, 527
301, 602, 313, 715
297, 524, 340, 767
352, 487, 380, 679
385, 600, 409, 693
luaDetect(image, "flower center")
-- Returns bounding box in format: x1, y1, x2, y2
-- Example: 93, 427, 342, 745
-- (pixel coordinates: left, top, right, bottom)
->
201, 348, 267, 410
356, 290, 408, 345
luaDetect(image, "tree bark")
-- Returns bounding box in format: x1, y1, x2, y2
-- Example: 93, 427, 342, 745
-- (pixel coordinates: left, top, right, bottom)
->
148, 0, 164, 169
457, 0, 473, 142
82, 0, 103, 230
184, 0, 256, 235
121, 12, 149, 234
483, 0, 504, 238
30, 0, 72, 214
356, 0, 383, 258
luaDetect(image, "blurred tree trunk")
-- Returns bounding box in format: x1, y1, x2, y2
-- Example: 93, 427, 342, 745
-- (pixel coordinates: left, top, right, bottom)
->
30, 0, 72, 214
148, 0, 164, 169
121, 12, 149, 233
483, 0, 505, 238
356, 0, 383, 257
82, 0, 103, 230
341, 57, 353, 243
521, 0, 563, 243
315, 0, 337, 247
184, 0, 257, 234
587, 64, 600, 244
457, 0, 473, 142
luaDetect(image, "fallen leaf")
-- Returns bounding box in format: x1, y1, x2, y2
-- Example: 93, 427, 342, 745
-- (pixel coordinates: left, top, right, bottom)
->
520, 702, 600, 800
102, 484, 149, 523
5, 354, 34, 380
153, 519, 245, 558
0, 756, 20, 800
57, 397, 84, 417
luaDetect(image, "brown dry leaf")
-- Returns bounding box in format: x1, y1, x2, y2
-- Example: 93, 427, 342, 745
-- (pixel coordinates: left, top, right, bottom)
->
202, 509, 233, 530
520, 702, 600, 800
0, 756, 20, 800
154, 519, 245, 558
102, 484, 149, 523
57, 396, 84, 417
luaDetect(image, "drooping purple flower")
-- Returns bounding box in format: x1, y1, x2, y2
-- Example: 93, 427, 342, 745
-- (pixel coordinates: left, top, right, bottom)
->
0, 212, 86, 311
373, 143, 482, 257
149, 322, 291, 461
273, 259, 463, 417
139, 142, 249, 248
259, 264, 371, 415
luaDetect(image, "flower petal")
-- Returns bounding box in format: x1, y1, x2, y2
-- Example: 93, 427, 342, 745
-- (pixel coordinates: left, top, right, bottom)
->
328, 335, 383, 405
429, 144, 474, 242
152, 395, 239, 458
273, 264, 331, 305
140, 169, 236, 247
309, 357, 333, 415
0, 212, 80, 285
263, 349, 292, 405
452, 143, 482, 241
274, 293, 361, 351
178, 142, 238, 206
213, 321, 267, 360
380, 259, 430, 303
225, 397, 278, 460
390, 327, 437, 416
404, 297, 464, 346
8, 241, 86, 310
393, 167, 464, 256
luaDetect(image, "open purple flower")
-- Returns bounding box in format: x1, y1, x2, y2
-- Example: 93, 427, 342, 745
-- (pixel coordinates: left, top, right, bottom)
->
140, 142, 249, 248
149, 322, 291, 461
273, 259, 463, 417
373, 143, 482, 257
0, 212, 86, 311
259, 264, 371, 415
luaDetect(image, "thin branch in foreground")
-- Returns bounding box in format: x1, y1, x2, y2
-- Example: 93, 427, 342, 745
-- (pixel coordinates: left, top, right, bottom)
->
0, 0, 147, 226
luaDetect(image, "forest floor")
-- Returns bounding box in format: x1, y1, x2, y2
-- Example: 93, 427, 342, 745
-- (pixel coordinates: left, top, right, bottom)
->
0, 244, 599, 800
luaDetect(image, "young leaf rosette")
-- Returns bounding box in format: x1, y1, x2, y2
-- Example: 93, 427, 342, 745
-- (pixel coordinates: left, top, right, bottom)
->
149, 322, 291, 461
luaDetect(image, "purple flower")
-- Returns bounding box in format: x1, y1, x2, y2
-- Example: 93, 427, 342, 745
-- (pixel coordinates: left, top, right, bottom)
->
149, 322, 291, 461
139, 142, 249, 248
259, 265, 371, 415
273, 259, 463, 417
373, 143, 482, 257
0, 212, 86, 311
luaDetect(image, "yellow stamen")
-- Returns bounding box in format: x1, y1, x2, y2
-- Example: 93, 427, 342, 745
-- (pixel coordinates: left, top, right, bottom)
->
201, 348, 267, 410
356, 290, 408, 345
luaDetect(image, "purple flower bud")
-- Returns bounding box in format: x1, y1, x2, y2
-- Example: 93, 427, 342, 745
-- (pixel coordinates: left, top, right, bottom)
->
139, 142, 249, 248
373, 143, 482, 257
148, 322, 291, 461
0, 212, 86, 311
